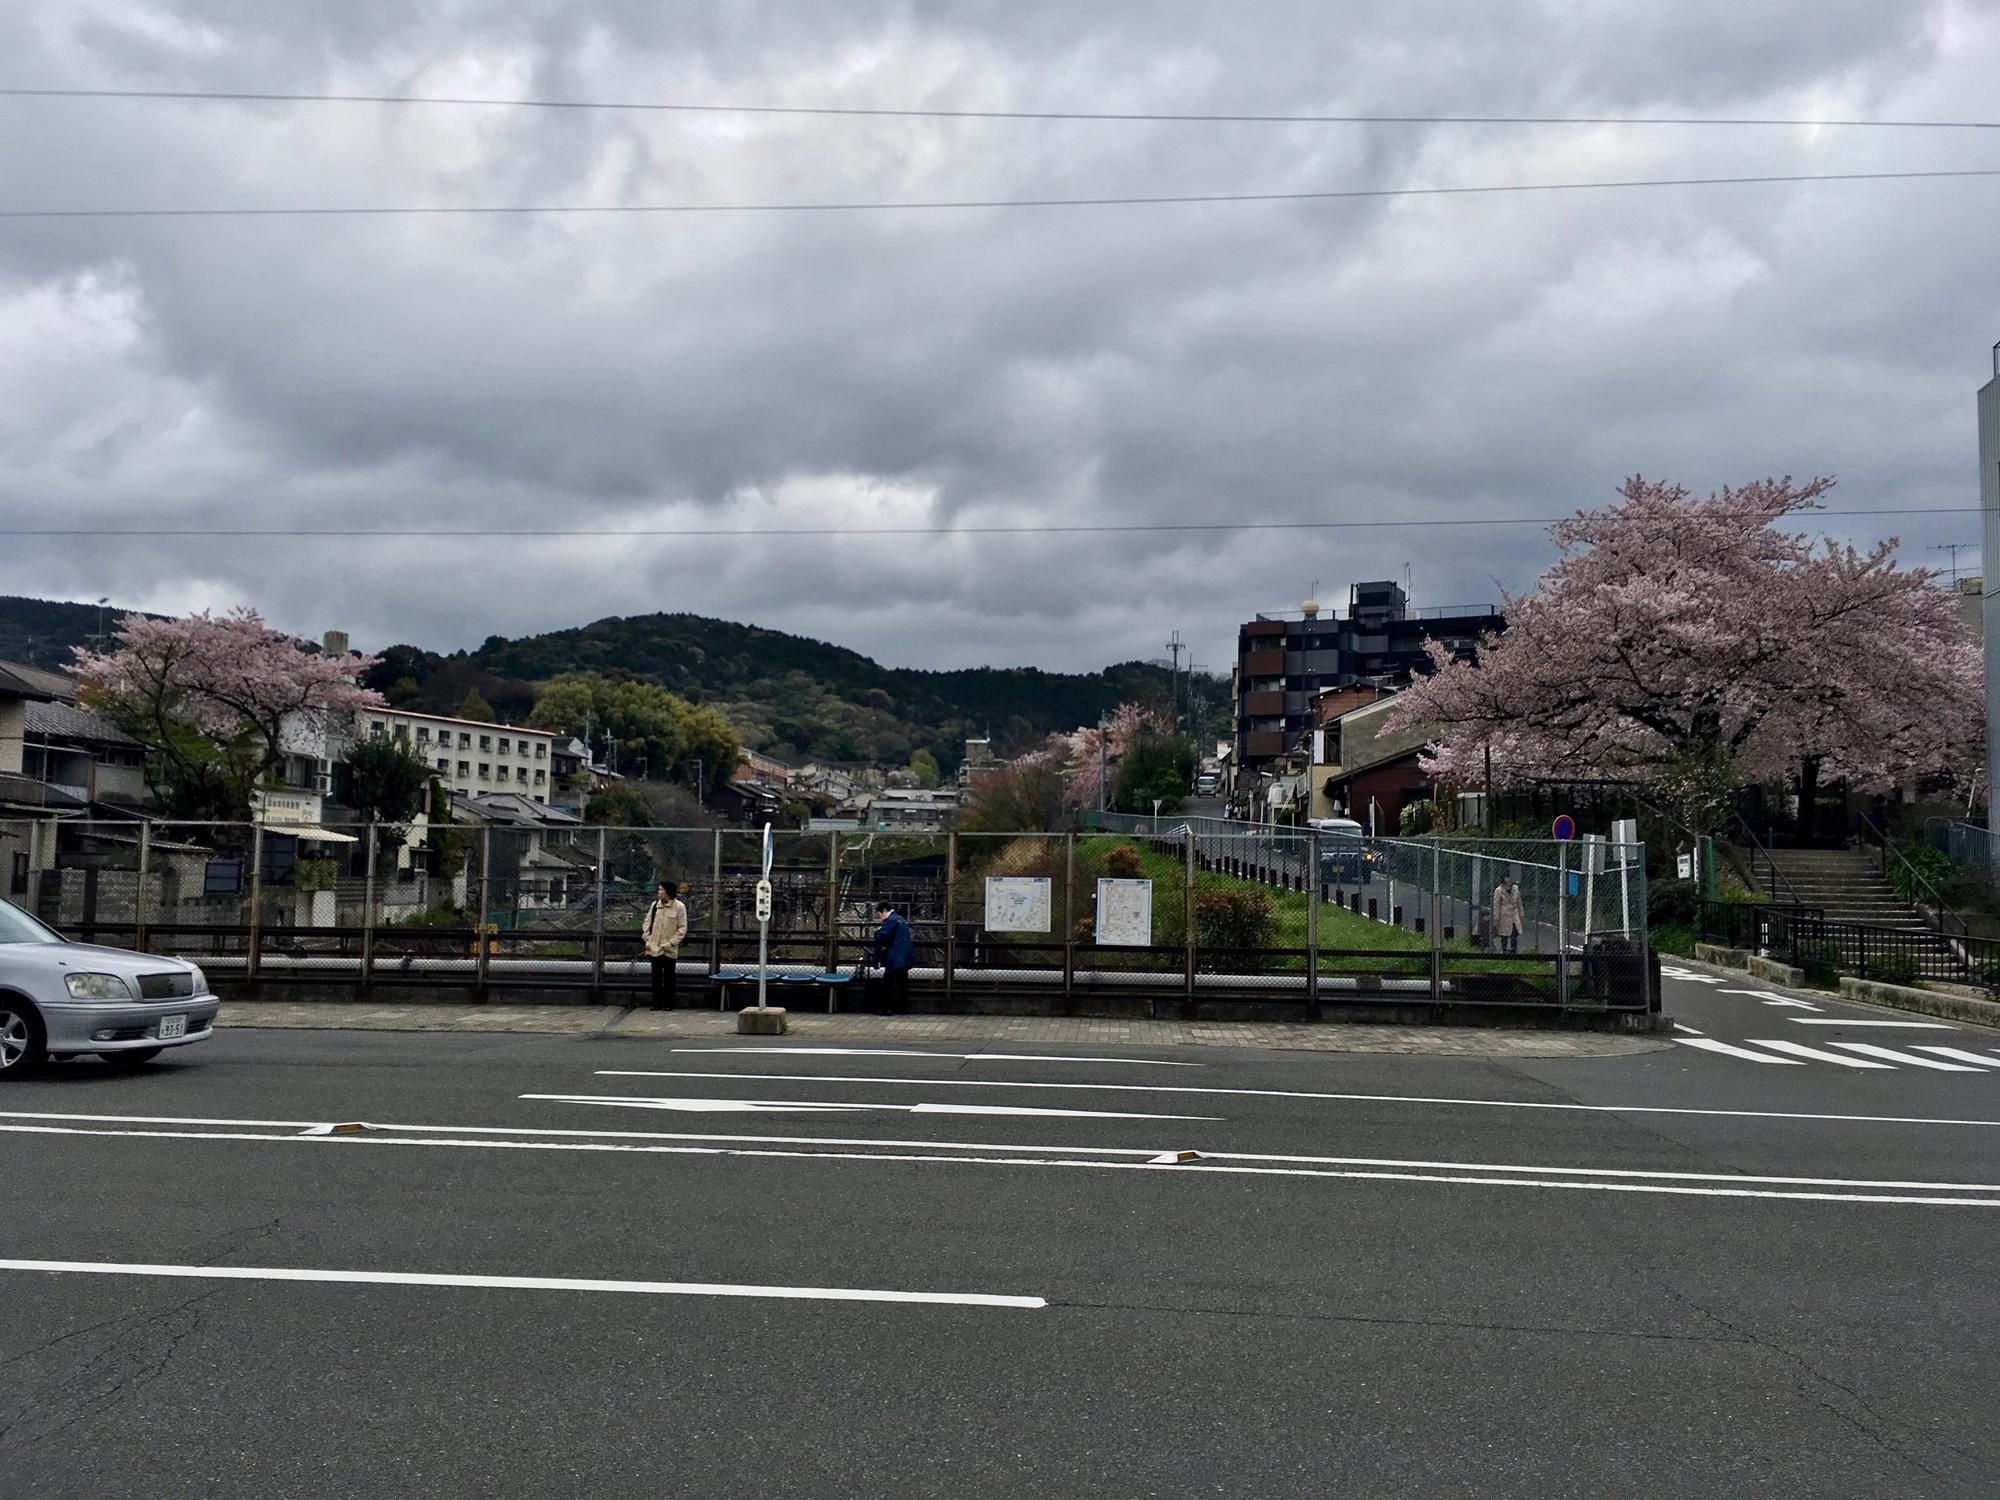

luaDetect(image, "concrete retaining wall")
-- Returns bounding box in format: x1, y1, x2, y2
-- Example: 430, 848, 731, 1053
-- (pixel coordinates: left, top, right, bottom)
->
1837, 977, 2000, 1029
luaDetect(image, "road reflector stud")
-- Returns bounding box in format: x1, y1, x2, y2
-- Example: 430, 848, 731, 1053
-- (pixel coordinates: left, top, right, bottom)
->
1149, 1150, 1204, 1164
301, 1122, 370, 1136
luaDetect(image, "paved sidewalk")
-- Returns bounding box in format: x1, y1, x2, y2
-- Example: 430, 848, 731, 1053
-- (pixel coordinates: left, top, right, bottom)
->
217, 1002, 1666, 1058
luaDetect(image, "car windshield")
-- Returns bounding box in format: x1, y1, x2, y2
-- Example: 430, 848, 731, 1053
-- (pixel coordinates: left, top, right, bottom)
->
0, 898, 65, 945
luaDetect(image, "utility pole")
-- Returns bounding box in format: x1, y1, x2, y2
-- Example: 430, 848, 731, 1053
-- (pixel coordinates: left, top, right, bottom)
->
1165, 630, 1185, 735
1934, 542, 1976, 587
693, 756, 704, 807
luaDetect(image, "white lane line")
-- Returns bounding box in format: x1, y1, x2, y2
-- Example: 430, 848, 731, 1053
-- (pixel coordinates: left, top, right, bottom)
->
14, 1120, 2000, 1194
1914, 1047, 2000, 1069
1746, 1039, 1895, 1069
1722, 990, 1822, 1011
0, 1259, 1044, 1309
1829, 1043, 1984, 1072
671, 1048, 1201, 1067
4, 1126, 1997, 1209
1787, 1018, 1958, 1029
1672, 1024, 1706, 1036
521, 1094, 1220, 1121
584, 1071, 2000, 1127
1674, 1038, 1804, 1065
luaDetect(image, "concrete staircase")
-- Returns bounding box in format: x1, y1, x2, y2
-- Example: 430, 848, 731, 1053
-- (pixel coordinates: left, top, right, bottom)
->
1746, 846, 1931, 932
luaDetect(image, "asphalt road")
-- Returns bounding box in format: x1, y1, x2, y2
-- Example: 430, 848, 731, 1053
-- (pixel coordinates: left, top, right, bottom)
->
5, 968, 1999, 1498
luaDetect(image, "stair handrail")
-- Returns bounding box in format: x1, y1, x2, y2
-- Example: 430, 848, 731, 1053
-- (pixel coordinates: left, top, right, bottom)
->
1859, 815, 1970, 940
1726, 809, 1807, 906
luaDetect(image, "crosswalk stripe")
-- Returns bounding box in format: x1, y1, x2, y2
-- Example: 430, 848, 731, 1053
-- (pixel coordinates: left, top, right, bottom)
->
1746, 1039, 1895, 1068
1914, 1047, 2000, 1069
1673, 1038, 1803, 1064
1830, 1043, 1983, 1072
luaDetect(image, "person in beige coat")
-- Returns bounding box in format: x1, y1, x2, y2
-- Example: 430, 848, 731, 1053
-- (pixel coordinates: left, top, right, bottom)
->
642, 880, 689, 1009
1491, 872, 1526, 953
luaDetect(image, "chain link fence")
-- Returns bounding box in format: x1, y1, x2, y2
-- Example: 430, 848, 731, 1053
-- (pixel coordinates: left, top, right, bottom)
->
0, 816, 1653, 1012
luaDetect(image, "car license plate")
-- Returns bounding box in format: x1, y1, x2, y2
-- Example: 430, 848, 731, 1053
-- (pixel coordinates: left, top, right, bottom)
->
158, 1014, 187, 1040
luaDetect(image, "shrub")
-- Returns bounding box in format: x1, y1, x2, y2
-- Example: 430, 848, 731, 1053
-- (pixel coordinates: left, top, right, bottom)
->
1101, 844, 1145, 879
294, 857, 338, 894
1194, 886, 1274, 950
1649, 879, 1702, 929
1886, 841, 1960, 905
1649, 921, 1697, 957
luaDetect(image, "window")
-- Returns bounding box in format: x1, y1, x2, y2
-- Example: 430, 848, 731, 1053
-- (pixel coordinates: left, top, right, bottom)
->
535, 743, 547, 759
479, 735, 492, 751
457, 761, 470, 777
478, 763, 491, 779
459, 732, 471, 748
533, 768, 546, 785
436, 758, 449, 773
416, 726, 430, 742
370, 722, 386, 738
497, 766, 510, 782
498, 738, 510, 754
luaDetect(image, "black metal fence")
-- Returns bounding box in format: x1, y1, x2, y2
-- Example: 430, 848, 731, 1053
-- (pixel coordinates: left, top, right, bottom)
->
1699, 900, 2000, 991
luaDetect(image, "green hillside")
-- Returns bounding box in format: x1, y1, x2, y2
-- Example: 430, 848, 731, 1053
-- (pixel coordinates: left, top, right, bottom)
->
0, 598, 1224, 770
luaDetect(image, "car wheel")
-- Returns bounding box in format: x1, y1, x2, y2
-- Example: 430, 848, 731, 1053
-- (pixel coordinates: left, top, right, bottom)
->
0, 999, 48, 1078
103, 1047, 163, 1068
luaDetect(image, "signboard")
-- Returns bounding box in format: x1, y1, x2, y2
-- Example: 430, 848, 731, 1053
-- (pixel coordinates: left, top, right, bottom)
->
984, 877, 1051, 933
252, 788, 323, 825
754, 878, 773, 923
1094, 878, 1153, 946
1611, 818, 1639, 867
1676, 853, 1694, 881
1551, 814, 1576, 841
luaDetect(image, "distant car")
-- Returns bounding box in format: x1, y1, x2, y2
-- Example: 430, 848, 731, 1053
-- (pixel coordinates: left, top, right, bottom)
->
1308, 817, 1376, 883
1195, 776, 1218, 795
0, 898, 220, 1077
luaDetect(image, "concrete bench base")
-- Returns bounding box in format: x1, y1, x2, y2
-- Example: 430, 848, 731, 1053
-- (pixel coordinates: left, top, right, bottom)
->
736, 1006, 789, 1035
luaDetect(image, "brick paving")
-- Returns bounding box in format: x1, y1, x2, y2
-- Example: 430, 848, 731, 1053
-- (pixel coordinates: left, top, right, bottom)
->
217, 1002, 1665, 1058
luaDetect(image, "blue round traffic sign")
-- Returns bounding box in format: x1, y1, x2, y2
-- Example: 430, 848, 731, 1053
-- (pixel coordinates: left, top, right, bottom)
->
1551, 815, 1576, 841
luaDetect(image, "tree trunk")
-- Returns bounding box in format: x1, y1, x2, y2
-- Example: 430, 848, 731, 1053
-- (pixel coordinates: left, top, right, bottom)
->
1796, 756, 1822, 849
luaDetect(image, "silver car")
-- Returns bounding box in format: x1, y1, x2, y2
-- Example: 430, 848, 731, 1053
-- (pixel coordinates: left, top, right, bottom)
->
0, 897, 220, 1075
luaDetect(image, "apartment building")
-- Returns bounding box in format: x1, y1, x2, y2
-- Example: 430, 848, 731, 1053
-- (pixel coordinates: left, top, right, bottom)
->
1233, 581, 1500, 791
360, 708, 559, 805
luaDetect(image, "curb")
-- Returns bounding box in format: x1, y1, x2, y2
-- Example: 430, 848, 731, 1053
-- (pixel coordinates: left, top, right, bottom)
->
1836, 977, 2000, 1030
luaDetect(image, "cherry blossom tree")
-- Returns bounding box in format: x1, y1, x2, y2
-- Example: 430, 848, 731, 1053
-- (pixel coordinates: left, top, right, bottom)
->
1387, 475, 1983, 838
75, 608, 384, 817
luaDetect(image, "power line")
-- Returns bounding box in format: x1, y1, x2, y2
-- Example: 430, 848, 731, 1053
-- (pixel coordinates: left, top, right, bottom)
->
5, 165, 1997, 220
0, 508, 1974, 540
5, 85, 1998, 132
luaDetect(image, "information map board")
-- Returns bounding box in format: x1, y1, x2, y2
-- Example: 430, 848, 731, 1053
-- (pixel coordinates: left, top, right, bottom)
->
1094, 878, 1154, 946
984, 876, 1052, 933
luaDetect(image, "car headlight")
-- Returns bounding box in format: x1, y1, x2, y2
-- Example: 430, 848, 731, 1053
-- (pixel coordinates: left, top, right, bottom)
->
188, 963, 209, 995
65, 972, 134, 1001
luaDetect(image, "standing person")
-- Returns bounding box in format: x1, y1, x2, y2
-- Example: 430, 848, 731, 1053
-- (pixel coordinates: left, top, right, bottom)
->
1492, 871, 1526, 954
642, 880, 688, 1009
869, 900, 916, 1014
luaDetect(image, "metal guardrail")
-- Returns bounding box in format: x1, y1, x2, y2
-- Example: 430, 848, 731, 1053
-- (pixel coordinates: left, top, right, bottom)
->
1699, 899, 2000, 991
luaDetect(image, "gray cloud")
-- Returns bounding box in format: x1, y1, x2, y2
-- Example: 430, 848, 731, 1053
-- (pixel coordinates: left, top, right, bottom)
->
0, 0, 1995, 679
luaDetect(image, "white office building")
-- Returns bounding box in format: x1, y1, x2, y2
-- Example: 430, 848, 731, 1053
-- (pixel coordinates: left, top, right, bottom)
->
359, 708, 559, 805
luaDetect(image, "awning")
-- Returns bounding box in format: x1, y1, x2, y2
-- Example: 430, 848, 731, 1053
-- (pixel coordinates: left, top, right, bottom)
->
276, 824, 360, 844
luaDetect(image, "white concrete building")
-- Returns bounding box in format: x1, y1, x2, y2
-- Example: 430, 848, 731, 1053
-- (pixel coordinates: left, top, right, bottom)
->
360, 708, 558, 805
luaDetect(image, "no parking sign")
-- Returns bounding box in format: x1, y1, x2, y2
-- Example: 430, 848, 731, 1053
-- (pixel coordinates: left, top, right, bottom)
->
1551, 814, 1576, 841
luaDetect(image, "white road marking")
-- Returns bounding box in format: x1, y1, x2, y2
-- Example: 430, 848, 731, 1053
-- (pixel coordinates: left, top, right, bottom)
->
1828, 1043, 1984, 1072
672, 1048, 1201, 1067
0, 1259, 1045, 1309
5, 1124, 1998, 1208
14, 1119, 2000, 1192
1913, 1047, 2000, 1069
583, 1071, 2000, 1126
1674, 1038, 1804, 1065
521, 1093, 1220, 1121
1723, 990, 1820, 1010
1745, 1039, 1895, 1069
1786, 1018, 1957, 1029
1672, 1024, 1706, 1036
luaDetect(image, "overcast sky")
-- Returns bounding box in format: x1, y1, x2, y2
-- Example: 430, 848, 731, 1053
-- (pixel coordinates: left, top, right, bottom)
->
2, 0, 1997, 678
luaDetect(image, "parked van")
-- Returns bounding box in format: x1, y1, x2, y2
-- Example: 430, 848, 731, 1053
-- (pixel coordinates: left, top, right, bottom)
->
1308, 817, 1375, 883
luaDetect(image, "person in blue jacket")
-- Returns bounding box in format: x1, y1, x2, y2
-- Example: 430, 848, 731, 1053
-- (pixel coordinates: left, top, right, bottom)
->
868, 901, 916, 1014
